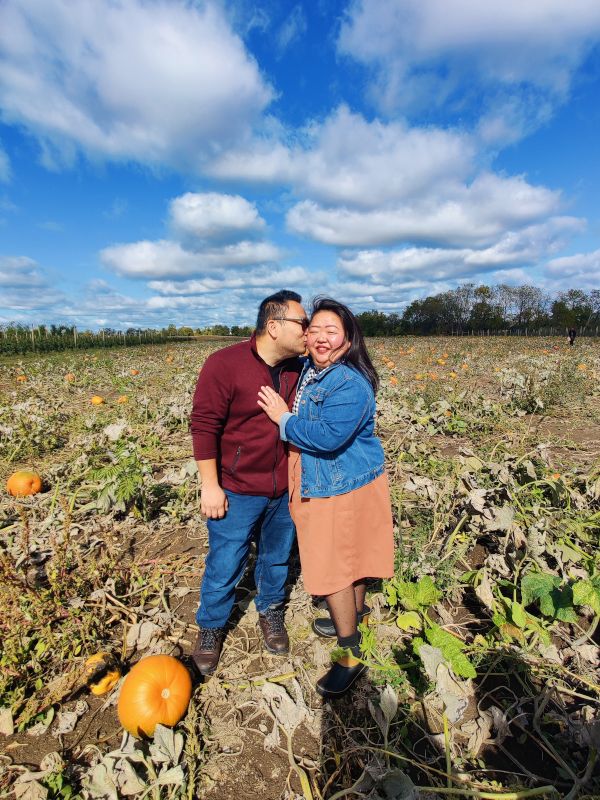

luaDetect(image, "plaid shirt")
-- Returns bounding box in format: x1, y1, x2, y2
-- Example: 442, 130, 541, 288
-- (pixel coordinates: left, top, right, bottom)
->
291, 364, 335, 414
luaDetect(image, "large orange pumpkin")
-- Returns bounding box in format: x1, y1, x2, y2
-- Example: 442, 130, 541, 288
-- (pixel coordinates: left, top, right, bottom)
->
118, 655, 192, 737
90, 395, 105, 405
6, 471, 42, 497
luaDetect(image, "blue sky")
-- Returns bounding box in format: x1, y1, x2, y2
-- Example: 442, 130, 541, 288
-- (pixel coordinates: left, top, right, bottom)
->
1, 0, 600, 329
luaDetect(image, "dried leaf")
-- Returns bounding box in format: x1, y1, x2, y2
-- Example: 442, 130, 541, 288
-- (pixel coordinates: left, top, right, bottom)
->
126, 620, 163, 652
261, 681, 309, 733
468, 488, 488, 512
149, 724, 184, 765
13, 780, 48, 800
0, 706, 14, 736
157, 765, 185, 785
114, 759, 147, 796
474, 570, 495, 611
483, 505, 514, 533
52, 710, 79, 736
379, 685, 399, 725
83, 761, 119, 800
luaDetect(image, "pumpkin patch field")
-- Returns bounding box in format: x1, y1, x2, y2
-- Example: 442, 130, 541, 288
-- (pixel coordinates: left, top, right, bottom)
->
1, 337, 599, 800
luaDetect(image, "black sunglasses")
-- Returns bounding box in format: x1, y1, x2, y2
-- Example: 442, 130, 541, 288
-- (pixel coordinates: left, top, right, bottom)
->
275, 317, 310, 331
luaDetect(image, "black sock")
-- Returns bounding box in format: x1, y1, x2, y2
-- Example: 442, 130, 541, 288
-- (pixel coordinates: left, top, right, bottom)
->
337, 631, 361, 657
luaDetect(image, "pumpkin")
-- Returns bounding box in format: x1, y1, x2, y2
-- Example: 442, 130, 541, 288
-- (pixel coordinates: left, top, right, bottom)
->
16, 375, 27, 382
84, 652, 122, 696
90, 395, 105, 405
130, 369, 139, 376
117, 395, 129, 404
6, 470, 42, 497
64, 373, 75, 382
118, 655, 192, 738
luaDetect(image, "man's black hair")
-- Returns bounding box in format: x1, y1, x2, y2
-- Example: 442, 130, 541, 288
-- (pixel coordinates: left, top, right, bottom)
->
255, 290, 302, 334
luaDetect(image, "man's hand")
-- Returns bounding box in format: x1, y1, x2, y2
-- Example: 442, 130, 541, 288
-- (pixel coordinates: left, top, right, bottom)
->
201, 483, 229, 519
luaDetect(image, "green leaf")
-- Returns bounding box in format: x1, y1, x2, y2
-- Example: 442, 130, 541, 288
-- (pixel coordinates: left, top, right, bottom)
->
412, 637, 425, 656
396, 611, 422, 631
385, 582, 398, 607
448, 650, 477, 679
424, 623, 476, 679
415, 575, 442, 607
510, 601, 528, 629
521, 573, 559, 607
573, 578, 600, 616
397, 581, 421, 611
392, 576, 441, 612
539, 592, 557, 618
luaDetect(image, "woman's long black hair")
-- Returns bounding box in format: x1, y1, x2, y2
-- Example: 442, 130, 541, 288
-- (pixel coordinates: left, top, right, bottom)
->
310, 296, 379, 392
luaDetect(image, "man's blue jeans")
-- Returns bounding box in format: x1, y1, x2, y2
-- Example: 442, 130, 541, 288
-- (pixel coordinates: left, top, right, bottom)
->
196, 490, 295, 629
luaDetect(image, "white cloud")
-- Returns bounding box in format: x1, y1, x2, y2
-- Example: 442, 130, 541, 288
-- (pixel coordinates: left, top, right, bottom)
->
275, 5, 307, 56
545, 249, 600, 277
101, 239, 283, 279
148, 266, 319, 295
287, 175, 564, 248
338, 0, 600, 116
0, 256, 65, 313
0, 0, 273, 169
336, 217, 583, 285
209, 106, 475, 208
169, 192, 265, 240
0, 255, 47, 287
543, 249, 600, 289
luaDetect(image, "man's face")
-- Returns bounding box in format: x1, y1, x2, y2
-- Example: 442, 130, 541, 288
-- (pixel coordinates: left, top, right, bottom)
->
274, 300, 308, 356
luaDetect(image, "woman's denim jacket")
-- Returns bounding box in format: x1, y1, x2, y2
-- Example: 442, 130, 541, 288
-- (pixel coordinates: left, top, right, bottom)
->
279, 359, 385, 498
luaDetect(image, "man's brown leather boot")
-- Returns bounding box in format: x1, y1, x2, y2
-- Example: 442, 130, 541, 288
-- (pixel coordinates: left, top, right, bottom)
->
191, 627, 225, 675
259, 605, 289, 654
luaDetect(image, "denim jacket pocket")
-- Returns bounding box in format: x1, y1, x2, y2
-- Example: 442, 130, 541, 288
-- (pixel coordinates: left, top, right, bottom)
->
307, 388, 326, 420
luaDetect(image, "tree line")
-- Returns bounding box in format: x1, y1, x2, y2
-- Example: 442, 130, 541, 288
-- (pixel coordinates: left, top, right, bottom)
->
3, 285, 599, 355
356, 285, 600, 336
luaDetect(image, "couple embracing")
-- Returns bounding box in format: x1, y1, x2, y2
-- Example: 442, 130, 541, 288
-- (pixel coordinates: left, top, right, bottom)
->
190, 290, 394, 699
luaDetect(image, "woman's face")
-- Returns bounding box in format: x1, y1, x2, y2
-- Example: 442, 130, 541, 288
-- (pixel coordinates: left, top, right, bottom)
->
307, 310, 349, 368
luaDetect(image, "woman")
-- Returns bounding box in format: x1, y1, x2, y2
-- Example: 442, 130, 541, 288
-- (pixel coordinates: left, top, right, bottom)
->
258, 297, 395, 698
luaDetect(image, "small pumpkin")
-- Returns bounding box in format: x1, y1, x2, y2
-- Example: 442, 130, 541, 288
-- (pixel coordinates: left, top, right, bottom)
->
90, 395, 105, 405
117, 395, 129, 404
64, 373, 75, 382
118, 655, 192, 738
130, 369, 139, 376
16, 375, 27, 382
6, 470, 42, 497
84, 652, 122, 696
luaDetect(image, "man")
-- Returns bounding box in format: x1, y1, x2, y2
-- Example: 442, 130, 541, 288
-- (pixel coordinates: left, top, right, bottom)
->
190, 290, 308, 675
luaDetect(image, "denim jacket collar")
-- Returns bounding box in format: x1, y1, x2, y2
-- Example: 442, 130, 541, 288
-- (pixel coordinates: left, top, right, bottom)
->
301, 357, 346, 383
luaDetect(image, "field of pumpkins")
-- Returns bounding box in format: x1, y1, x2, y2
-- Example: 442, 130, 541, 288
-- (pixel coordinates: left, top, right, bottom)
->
1, 337, 599, 800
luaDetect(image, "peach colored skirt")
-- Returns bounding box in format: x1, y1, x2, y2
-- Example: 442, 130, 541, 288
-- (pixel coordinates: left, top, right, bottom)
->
288, 447, 395, 595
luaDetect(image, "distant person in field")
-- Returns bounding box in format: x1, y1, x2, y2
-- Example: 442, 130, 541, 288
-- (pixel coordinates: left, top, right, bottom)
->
568, 328, 577, 346
189, 290, 307, 676
258, 297, 395, 699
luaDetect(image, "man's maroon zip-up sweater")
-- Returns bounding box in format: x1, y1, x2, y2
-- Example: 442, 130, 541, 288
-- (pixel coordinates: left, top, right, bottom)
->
190, 335, 302, 497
